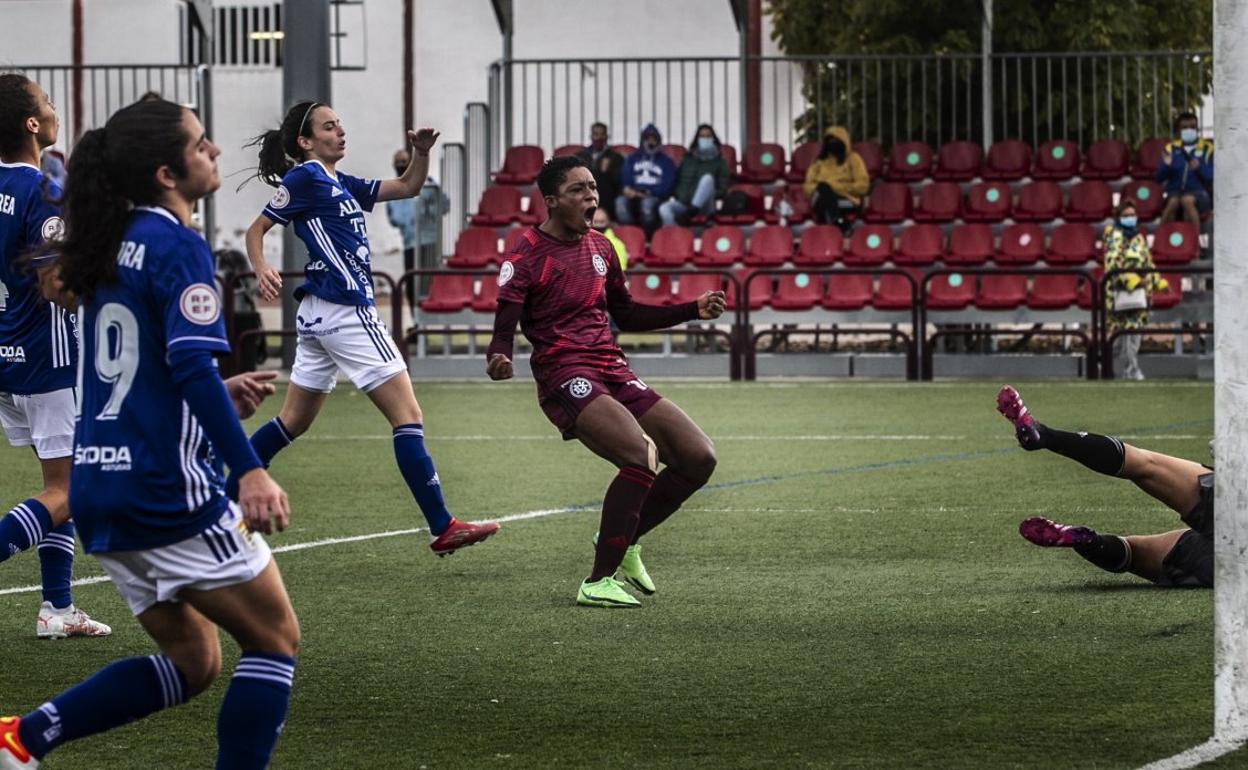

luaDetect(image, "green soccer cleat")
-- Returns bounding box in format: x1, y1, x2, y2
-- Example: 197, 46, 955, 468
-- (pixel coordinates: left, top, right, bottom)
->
618, 545, 656, 595
577, 577, 641, 608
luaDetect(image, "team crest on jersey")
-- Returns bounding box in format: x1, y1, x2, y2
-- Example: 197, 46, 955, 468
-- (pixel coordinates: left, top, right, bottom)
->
565, 377, 593, 399
269, 185, 291, 209
179, 284, 221, 325
498, 261, 515, 286
591, 254, 607, 276
41, 216, 65, 241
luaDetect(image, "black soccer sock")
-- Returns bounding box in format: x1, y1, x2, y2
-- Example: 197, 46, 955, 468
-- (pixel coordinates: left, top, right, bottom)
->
1036, 424, 1126, 476
1074, 535, 1132, 573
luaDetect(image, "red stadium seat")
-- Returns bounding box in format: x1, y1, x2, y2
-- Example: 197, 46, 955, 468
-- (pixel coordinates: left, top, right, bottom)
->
715, 184, 765, 224
646, 226, 694, 267
494, 145, 544, 185
662, 144, 687, 166
887, 141, 933, 181
1133, 138, 1168, 179
720, 144, 739, 176
1013, 181, 1063, 222
1150, 273, 1183, 310
766, 185, 812, 225
854, 141, 884, 179
863, 182, 913, 224
787, 141, 821, 183
1063, 181, 1113, 222
471, 271, 501, 312
946, 224, 994, 267
895, 224, 944, 266
771, 272, 823, 310
629, 272, 674, 305
1152, 222, 1200, 265
728, 268, 769, 310
674, 272, 723, 305
997, 224, 1045, 265
695, 225, 746, 266
844, 225, 893, 266
745, 225, 795, 267
1122, 181, 1164, 222
983, 140, 1032, 181
1082, 139, 1130, 180
963, 181, 1013, 223
913, 182, 962, 223
420, 274, 475, 313
553, 144, 582, 158
933, 141, 983, 182
612, 143, 637, 157
1027, 273, 1079, 309
873, 270, 921, 310
470, 186, 524, 226
795, 225, 843, 266
611, 225, 646, 267
448, 227, 500, 267
519, 192, 548, 225
1077, 267, 1103, 310
822, 273, 873, 310
739, 143, 786, 183
1047, 223, 1098, 265
975, 274, 1028, 309
1032, 140, 1080, 181
925, 273, 974, 309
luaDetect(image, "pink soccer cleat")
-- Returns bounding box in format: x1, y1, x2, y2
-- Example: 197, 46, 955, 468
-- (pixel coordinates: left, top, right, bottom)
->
996, 385, 1042, 449
429, 518, 500, 557
1019, 516, 1099, 548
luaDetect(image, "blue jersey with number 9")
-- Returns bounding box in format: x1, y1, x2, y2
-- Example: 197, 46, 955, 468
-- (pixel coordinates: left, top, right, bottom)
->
70, 206, 232, 553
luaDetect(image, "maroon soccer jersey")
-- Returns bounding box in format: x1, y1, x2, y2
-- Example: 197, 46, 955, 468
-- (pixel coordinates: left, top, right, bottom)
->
497, 227, 635, 381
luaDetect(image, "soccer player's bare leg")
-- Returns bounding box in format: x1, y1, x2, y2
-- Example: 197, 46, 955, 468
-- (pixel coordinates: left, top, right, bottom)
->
1118, 444, 1205, 516
634, 398, 717, 542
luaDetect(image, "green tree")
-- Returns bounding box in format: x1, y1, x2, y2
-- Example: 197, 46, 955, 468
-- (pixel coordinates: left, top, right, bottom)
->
766, 0, 1212, 147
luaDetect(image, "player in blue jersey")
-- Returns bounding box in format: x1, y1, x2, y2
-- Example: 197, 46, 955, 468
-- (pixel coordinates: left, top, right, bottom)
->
239, 100, 498, 556
0, 98, 299, 770
0, 73, 111, 639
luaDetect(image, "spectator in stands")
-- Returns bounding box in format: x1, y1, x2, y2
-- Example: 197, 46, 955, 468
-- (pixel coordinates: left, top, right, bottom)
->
591, 206, 629, 270
386, 148, 450, 312
658, 124, 729, 227
578, 122, 624, 217
1157, 111, 1214, 228
802, 126, 870, 233
615, 124, 676, 235
1103, 198, 1166, 381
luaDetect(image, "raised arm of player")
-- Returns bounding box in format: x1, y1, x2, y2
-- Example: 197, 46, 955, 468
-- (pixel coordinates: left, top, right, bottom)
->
377, 128, 440, 202
245, 214, 282, 301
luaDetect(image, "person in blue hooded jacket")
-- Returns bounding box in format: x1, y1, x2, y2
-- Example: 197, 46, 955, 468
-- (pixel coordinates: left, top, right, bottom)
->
614, 124, 676, 235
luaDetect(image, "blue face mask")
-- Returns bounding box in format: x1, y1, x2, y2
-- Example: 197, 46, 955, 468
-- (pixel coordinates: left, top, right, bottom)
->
1181, 128, 1198, 144
1119, 216, 1138, 230
696, 136, 715, 153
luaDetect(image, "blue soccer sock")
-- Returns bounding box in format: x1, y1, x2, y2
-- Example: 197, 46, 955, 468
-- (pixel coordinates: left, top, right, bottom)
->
393, 424, 453, 536
216, 653, 296, 770
0, 499, 53, 564
226, 417, 295, 500
18, 655, 187, 760
37, 520, 76, 609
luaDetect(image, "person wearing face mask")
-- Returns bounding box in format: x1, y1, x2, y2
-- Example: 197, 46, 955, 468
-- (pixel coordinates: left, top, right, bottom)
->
578, 122, 625, 218
802, 125, 870, 233
658, 124, 729, 227
1103, 198, 1166, 381
386, 148, 451, 313
615, 123, 676, 235
1157, 111, 1214, 228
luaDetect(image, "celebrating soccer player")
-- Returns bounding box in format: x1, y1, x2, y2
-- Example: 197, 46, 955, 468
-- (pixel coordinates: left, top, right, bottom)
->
1, 98, 298, 770
0, 74, 110, 639
236, 101, 498, 556
998, 385, 1213, 587
486, 155, 726, 608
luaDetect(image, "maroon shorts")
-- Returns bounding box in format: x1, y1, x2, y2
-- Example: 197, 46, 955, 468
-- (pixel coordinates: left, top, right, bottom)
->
537, 369, 663, 440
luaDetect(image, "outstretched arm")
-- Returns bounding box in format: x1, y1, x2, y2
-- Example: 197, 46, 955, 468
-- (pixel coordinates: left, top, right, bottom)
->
378, 129, 440, 202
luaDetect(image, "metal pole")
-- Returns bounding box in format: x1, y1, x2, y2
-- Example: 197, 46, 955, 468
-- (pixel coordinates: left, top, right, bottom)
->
281, 0, 332, 367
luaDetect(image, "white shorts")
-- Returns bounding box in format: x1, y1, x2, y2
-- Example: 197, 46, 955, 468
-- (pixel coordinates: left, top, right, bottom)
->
95, 502, 273, 616
289, 294, 406, 394
0, 388, 76, 459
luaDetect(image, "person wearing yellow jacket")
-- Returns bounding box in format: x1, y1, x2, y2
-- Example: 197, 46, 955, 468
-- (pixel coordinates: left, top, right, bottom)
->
1103, 198, 1168, 381
802, 126, 871, 232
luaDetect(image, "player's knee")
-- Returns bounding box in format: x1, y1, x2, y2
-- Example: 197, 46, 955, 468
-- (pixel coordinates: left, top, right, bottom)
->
175, 646, 223, 697
685, 442, 718, 484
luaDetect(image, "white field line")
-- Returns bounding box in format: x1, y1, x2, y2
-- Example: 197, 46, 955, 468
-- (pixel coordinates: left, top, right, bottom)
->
1136, 737, 1246, 770
298, 433, 1207, 442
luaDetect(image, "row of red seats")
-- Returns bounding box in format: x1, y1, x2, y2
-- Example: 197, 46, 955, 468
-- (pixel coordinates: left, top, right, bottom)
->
419, 268, 1183, 314
494, 137, 1170, 186
865, 180, 1168, 225
449, 222, 1200, 269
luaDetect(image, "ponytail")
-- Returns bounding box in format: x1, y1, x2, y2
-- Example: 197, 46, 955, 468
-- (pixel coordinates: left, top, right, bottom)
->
246, 100, 324, 188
